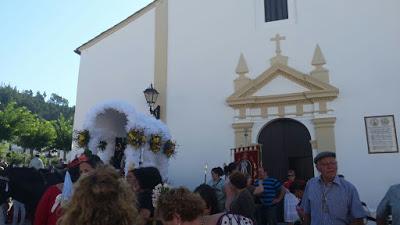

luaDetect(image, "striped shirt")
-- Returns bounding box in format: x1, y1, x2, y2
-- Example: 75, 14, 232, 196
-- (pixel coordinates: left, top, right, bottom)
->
254, 177, 282, 206
301, 176, 367, 225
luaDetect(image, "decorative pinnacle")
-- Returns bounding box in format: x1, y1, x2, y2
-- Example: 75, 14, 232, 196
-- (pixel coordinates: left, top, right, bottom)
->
236, 53, 249, 75
312, 44, 326, 67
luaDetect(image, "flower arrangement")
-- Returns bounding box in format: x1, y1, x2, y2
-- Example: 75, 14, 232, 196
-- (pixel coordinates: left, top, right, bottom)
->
149, 134, 162, 153
74, 130, 90, 149
127, 128, 147, 148
152, 183, 170, 208
97, 140, 107, 151
163, 140, 176, 158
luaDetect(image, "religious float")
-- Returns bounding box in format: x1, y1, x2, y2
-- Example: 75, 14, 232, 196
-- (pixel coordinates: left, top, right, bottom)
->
68, 101, 175, 180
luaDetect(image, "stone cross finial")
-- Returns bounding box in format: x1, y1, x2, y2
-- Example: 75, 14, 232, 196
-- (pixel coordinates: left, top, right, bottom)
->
270, 33, 286, 56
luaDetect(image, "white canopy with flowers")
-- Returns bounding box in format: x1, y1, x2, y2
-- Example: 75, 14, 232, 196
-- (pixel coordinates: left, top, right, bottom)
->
68, 101, 175, 180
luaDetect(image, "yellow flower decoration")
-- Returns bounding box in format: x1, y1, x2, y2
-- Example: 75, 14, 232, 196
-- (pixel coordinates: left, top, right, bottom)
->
75, 130, 90, 148
127, 128, 147, 149
163, 140, 176, 158
150, 134, 162, 153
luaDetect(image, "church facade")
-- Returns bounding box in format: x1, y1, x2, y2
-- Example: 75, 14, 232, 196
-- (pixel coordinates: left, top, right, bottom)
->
73, 0, 400, 209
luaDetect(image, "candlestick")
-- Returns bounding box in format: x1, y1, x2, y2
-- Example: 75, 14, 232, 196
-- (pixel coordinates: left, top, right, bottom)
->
139, 147, 144, 167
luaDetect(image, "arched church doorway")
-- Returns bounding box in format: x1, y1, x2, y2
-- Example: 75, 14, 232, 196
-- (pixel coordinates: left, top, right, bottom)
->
257, 118, 314, 182
94, 108, 128, 169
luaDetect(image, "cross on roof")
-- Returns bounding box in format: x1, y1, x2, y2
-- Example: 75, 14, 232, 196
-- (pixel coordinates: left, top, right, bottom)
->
270, 34, 286, 56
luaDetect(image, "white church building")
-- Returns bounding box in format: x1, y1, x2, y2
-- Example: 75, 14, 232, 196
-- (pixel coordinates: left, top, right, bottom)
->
73, 0, 400, 210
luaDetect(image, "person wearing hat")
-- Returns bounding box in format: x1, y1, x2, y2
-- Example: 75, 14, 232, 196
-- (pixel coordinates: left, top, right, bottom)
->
29, 154, 44, 170
300, 151, 366, 225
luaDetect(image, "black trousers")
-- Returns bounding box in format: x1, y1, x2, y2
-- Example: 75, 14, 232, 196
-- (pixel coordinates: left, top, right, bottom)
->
258, 205, 277, 225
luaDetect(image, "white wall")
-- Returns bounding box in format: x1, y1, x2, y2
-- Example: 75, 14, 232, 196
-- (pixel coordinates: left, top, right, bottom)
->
167, 0, 400, 208
73, 8, 156, 131
74, 0, 400, 209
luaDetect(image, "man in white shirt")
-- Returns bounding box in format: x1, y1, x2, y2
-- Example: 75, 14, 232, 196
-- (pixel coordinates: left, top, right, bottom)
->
284, 180, 306, 225
29, 154, 44, 170
284, 190, 300, 224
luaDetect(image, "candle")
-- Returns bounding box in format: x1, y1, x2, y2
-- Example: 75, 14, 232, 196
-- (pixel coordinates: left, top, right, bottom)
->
204, 163, 208, 184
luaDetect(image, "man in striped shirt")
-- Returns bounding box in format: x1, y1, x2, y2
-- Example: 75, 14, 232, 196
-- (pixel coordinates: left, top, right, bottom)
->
254, 167, 285, 225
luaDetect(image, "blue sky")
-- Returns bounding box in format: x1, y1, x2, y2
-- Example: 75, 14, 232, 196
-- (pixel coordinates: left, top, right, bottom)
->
0, 0, 153, 106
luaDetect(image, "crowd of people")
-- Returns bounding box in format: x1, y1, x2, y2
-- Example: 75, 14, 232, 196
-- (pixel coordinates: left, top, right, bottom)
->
0, 150, 399, 225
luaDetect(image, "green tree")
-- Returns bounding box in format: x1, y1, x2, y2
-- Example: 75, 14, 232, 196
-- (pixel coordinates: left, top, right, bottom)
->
0, 143, 8, 161
52, 115, 72, 159
34, 91, 46, 103
17, 117, 56, 156
49, 93, 69, 107
0, 85, 75, 121
0, 85, 18, 110
0, 102, 36, 142
6, 151, 28, 166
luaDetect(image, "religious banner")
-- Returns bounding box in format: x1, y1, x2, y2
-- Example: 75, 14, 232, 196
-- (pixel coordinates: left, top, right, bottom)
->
364, 115, 399, 154
231, 144, 261, 179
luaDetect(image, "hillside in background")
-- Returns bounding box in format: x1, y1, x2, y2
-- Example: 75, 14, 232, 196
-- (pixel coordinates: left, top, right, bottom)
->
0, 85, 75, 120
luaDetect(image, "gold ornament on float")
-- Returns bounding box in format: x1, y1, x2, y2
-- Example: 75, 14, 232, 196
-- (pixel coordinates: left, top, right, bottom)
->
163, 140, 176, 158
127, 128, 147, 149
74, 130, 90, 149
150, 134, 162, 153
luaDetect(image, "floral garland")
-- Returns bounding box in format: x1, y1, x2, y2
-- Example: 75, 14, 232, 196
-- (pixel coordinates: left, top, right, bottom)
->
74, 130, 90, 149
151, 183, 170, 208
163, 140, 176, 158
97, 140, 107, 151
127, 128, 146, 149
149, 134, 162, 153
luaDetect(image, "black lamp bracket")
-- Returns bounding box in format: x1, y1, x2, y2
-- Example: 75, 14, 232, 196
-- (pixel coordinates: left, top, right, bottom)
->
150, 105, 160, 119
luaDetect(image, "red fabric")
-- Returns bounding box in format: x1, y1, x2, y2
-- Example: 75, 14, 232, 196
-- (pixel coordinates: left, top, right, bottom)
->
283, 180, 294, 189
67, 158, 80, 169
233, 145, 261, 180
67, 154, 89, 168
6, 206, 14, 224
5, 204, 22, 224
34, 185, 62, 225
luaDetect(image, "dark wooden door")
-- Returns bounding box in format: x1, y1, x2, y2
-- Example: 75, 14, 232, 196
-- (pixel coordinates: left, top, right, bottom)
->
257, 118, 314, 182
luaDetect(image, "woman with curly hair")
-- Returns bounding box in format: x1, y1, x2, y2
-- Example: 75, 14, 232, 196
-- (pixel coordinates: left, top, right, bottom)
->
58, 166, 139, 225
156, 187, 206, 225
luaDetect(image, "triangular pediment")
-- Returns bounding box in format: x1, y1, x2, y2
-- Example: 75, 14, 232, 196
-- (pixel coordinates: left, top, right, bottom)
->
252, 75, 310, 96
227, 64, 339, 107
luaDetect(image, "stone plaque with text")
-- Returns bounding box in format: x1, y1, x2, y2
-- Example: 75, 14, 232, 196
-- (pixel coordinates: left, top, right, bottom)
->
364, 115, 399, 153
